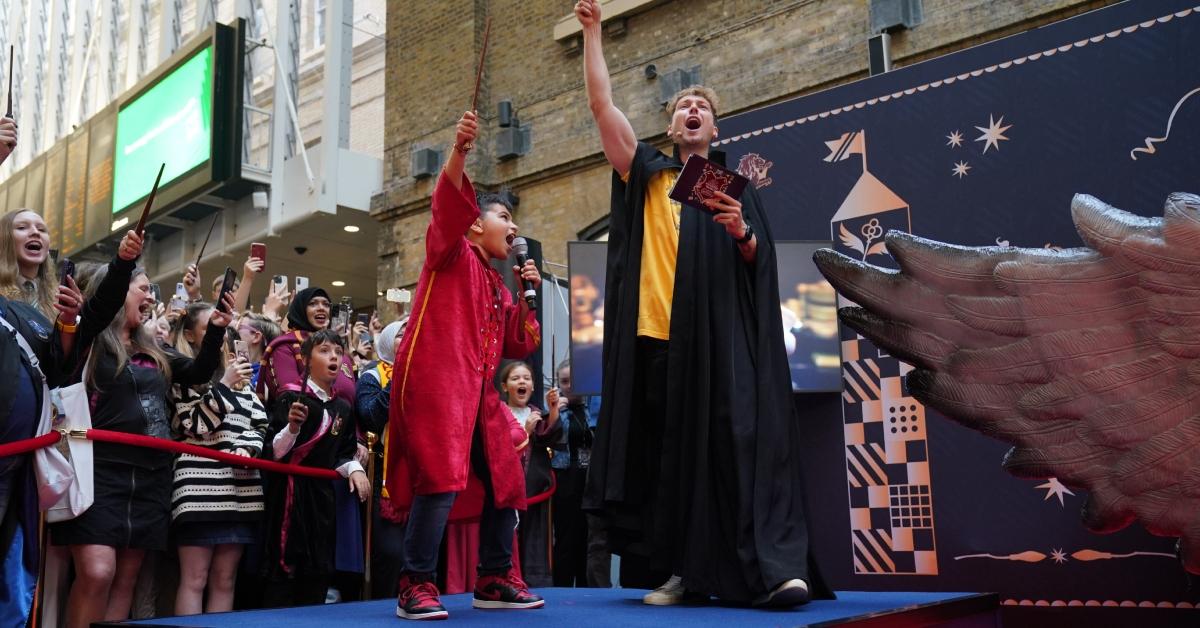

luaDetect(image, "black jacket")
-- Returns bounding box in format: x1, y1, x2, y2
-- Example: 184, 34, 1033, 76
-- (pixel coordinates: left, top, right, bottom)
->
69, 256, 224, 468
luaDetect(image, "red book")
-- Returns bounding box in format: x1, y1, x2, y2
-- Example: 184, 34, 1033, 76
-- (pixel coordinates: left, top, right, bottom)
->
668, 153, 750, 212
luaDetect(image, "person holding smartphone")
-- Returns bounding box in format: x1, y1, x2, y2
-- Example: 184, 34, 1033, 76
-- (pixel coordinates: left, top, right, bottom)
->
0, 209, 86, 364
50, 232, 232, 627
349, 313, 375, 370
167, 301, 268, 616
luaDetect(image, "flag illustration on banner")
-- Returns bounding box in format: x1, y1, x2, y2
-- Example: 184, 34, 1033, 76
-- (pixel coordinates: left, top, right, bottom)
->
824, 130, 866, 163
827, 129, 938, 576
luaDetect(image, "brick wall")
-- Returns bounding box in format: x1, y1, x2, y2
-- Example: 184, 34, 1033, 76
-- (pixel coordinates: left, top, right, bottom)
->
370, 0, 1115, 304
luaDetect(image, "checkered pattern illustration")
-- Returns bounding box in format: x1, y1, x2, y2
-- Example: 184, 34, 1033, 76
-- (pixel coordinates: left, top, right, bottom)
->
842, 338, 939, 575
834, 208, 938, 576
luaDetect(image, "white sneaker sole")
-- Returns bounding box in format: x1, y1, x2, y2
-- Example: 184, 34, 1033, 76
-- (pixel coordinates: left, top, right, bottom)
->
471, 598, 546, 609
642, 592, 685, 606
395, 606, 449, 620
752, 580, 811, 608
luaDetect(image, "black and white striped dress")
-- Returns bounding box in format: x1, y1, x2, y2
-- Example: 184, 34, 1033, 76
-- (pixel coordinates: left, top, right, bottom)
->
171, 382, 269, 523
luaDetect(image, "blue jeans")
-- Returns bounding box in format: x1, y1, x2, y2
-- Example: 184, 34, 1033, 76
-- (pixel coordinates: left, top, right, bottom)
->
401, 420, 516, 577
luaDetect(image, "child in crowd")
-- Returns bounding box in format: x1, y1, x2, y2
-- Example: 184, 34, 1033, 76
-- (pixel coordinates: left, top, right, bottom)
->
500, 361, 561, 587
170, 302, 270, 615
236, 312, 282, 393
387, 110, 544, 620
261, 329, 370, 607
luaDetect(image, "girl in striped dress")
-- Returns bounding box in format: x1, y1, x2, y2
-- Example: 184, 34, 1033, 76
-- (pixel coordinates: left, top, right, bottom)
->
169, 302, 269, 615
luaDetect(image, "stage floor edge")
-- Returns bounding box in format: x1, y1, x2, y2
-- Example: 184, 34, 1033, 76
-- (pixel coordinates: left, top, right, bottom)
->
107, 589, 999, 627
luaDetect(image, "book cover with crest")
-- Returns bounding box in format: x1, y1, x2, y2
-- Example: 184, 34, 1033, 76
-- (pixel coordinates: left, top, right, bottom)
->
668, 154, 750, 212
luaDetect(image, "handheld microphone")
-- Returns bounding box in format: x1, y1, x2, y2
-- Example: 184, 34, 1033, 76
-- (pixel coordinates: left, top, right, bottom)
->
511, 237, 538, 310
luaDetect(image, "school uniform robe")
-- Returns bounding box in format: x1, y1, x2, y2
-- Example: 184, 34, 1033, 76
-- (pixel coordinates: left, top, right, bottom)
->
262, 386, 359, 579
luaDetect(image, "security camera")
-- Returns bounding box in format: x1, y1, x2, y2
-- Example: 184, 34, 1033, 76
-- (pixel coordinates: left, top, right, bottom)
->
294, 246, 308, 255
644, 64, 657, 79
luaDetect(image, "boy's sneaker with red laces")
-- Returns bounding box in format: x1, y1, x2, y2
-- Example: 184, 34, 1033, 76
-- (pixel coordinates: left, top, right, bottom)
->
396, 574, 449, 620
472, 572, 546, 609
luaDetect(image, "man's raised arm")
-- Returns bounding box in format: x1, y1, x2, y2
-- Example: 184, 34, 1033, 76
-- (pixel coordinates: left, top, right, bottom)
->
576, 0, 636, 176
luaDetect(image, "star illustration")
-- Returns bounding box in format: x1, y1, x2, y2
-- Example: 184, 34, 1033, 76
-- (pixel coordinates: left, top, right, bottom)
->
952, 161, 971, 178
1035, 477, 1076, 507
975, 114, 1012, 153
1051, 548, 1068, 564
946, 130, 963, 147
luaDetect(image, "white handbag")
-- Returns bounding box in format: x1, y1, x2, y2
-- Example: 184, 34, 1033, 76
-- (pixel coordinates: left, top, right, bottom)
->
0, 315, 95, 522
43, 377, 95, 523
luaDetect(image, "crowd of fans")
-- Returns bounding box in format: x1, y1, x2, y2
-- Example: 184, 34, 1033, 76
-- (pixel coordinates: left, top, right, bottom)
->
0, 200, 607, 626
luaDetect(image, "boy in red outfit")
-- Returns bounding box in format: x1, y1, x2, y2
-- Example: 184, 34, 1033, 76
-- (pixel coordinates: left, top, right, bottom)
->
388, 110, 545, 620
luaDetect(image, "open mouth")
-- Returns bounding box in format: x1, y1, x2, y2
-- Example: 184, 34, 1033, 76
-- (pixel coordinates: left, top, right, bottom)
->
327, 362, 340, 375
24, 241, 44, 255
516, 386, 528, 397
685, 116, 702, 131
505, 234, 516, 246
314, 314, 328, 325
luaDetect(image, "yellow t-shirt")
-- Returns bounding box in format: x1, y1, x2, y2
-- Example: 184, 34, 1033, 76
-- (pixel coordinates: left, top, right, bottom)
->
632, 168, 681, 340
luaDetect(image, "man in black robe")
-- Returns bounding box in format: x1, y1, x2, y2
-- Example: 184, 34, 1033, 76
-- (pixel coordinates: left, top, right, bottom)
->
574, 0, 829, 608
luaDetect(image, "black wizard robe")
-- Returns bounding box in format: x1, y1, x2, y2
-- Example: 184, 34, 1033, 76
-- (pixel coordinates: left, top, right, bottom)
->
583, 141, 831, 602
262, 387, 359, 580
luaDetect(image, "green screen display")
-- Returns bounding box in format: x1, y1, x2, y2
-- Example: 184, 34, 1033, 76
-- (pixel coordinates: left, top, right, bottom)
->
112, 46, 213, 214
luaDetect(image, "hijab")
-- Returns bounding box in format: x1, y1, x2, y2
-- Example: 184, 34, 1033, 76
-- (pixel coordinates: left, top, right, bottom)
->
375, 319, 407, 366
287, 287, 331, 333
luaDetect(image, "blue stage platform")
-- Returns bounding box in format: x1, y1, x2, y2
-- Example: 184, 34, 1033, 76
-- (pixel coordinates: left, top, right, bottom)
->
115, 588, 999, 627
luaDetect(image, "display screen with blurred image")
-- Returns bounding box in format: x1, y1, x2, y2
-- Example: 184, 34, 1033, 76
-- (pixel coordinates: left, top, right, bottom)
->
567, 240, 841, 395
568, 242, 606, 396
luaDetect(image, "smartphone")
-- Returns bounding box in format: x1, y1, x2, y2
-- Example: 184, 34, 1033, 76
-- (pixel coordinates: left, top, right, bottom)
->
58, 258, 75, 284
294, 276, 309, 292
273, 275, 287, 292
250, 242, 267, 263
340, 298, 354, 332
170, 281, 188, 311
233, 339, 250, 363
149, 283, 162, 304
217, 267, 237, 312
356, 313, 369, 327
386, 288, 411, 304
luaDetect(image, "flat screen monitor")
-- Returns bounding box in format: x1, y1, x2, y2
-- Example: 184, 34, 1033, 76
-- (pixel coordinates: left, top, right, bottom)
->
112, 45, 214, 215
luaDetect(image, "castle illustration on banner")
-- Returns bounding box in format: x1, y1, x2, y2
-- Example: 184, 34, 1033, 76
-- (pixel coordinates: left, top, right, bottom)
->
824, 129, 937, 576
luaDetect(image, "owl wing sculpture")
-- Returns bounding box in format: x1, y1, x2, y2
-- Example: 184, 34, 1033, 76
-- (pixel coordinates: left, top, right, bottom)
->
813, 192, 1200, 574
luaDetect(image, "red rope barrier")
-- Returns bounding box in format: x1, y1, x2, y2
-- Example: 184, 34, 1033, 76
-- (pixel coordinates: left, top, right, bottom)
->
86, 429, 340, 479
0, 429, 339, 480
0, 431, 60, 457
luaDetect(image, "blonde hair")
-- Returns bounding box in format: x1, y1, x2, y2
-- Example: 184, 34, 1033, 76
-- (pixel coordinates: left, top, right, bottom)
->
666, 85, 720, 120
0, 209, 59, 318
171, 301, 216, 358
